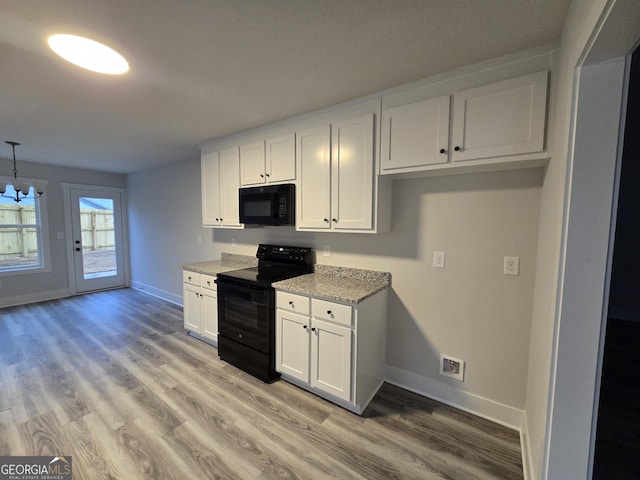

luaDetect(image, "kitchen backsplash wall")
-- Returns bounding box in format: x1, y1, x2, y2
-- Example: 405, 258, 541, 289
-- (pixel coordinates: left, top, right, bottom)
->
127, 155, 542, 416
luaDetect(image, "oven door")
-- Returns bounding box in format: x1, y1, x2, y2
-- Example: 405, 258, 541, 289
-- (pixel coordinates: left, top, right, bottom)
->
217, 278, 273, 353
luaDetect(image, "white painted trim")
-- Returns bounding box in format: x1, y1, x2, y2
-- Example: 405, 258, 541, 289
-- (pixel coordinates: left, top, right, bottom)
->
521, 413, 533, 480
131, 280, 183, 306
0, 288, 73, 308
385, 365, 523, 431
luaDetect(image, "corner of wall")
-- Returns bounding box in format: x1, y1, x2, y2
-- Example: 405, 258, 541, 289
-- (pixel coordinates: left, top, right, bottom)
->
131, 281, 183, 306
385, 364, 524, 431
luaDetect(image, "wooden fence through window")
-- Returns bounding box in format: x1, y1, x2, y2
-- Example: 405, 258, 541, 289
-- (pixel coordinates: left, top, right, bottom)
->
0, 205, 115, 261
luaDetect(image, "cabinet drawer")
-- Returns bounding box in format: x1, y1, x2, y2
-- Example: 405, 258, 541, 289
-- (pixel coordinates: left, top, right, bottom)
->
312, 299, 352, 327
183, 271, 201, 286
201, 274, 217, 291
277, 291, 310, 315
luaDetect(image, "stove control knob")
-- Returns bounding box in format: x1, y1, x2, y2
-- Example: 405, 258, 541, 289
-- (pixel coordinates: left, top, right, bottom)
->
238, 333, 243, 339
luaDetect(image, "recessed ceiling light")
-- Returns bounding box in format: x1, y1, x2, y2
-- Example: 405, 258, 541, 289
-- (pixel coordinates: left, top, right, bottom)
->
48, 34, 129, 75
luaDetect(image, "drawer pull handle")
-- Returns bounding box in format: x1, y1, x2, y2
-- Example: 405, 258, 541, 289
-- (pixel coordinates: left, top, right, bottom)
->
289, 301, 294, 306
303, 325, 307, 329
311, 327, 316, 332
327, 310, 332, 315
439, 148, 446, 154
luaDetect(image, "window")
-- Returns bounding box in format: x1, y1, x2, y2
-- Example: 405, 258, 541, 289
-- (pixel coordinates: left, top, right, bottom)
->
0, 183, 50, 275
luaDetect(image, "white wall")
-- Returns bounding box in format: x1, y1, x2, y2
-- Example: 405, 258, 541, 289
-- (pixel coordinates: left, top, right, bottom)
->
525, 0, 640, 479
0, 158, 125, 306
127, 152, 542, 427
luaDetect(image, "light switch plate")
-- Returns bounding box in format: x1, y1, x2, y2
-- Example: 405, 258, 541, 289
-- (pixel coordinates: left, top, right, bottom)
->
433, 251, 446, 268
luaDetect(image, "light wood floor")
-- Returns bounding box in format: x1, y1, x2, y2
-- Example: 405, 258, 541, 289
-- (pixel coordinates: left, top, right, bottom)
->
0, 288, 523, 479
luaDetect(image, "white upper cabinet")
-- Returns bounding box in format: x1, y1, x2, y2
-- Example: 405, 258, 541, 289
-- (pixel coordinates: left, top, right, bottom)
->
266, 133, 296, 183
240, 133, 296, 186
240, 140, 266, 186
296, 125, 332, 230
380, 95, 450, 172
201, 150, 221, 227
451, 71, 548, 162
297, 114, 375, 232
219, 147, 242, 227
331, 114, 374, 231
380, 70, 549, 175
201, 147, 243, 228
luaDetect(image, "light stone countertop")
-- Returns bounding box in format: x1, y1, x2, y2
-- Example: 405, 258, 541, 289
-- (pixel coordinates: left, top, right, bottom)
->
182, 254, 390, 303
273, 265, 390, 304
181, 253, 257, 276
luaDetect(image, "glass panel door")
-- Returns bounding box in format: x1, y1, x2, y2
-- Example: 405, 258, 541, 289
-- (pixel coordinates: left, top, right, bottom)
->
69, 188, 125, 293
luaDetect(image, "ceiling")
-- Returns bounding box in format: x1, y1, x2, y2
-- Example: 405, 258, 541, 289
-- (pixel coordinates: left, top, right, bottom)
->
0, 0, 571, 174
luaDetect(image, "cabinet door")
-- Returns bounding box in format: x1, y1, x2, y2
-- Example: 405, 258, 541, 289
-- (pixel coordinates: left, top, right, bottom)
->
276, 309, 310, 383
310, 318, 352, 402
240, 140, 266, 186
201, 150, 221, 226
183, 284, 202, 333
451, 71, 548, 162
331, 114, 375, 231
266, 133, 296, 183
380, 95, 450, 172
219, 147, 242, 227
296, 125, 331, 229
201, 288, 218, 343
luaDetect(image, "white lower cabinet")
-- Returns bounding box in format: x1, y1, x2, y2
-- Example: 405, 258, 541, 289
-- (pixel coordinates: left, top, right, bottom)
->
311, 318, 352, 402
182, 271, 218, 345
275, 289, 387, 414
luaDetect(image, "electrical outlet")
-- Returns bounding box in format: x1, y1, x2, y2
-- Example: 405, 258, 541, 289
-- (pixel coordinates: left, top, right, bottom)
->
432, 251, 446, 268
231, 238, 236, 247
504, 256, 520, 276
323, 245, 331, 257
196, 234, 202, 244
440, 354, 465, 381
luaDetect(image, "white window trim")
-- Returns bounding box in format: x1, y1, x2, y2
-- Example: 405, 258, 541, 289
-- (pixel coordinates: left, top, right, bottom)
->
0, 176, 51, 277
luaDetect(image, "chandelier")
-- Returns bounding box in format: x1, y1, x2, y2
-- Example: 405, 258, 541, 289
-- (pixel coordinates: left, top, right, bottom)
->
0, 141, 43, 203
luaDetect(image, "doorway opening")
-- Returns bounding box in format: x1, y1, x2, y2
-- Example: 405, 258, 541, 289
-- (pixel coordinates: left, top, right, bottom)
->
592, 45, 640, 479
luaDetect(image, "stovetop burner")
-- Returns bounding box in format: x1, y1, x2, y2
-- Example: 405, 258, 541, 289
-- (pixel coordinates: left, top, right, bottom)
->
217, 244, 313, 287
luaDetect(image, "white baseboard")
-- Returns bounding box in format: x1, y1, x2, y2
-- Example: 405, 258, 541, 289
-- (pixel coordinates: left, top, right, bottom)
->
0, 288, 74, 308
130, 281, 182, 306
385, 365, 524, 431
520, 413, 533, 480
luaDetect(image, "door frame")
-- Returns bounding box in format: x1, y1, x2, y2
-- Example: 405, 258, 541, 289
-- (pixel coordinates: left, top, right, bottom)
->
62, 183, 130, 294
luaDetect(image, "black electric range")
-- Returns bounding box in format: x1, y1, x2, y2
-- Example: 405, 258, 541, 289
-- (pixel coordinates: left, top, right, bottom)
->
216, 244, 313, 382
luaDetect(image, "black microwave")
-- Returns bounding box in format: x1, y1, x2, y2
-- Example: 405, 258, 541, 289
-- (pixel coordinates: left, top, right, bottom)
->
239, 184, 295, 226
